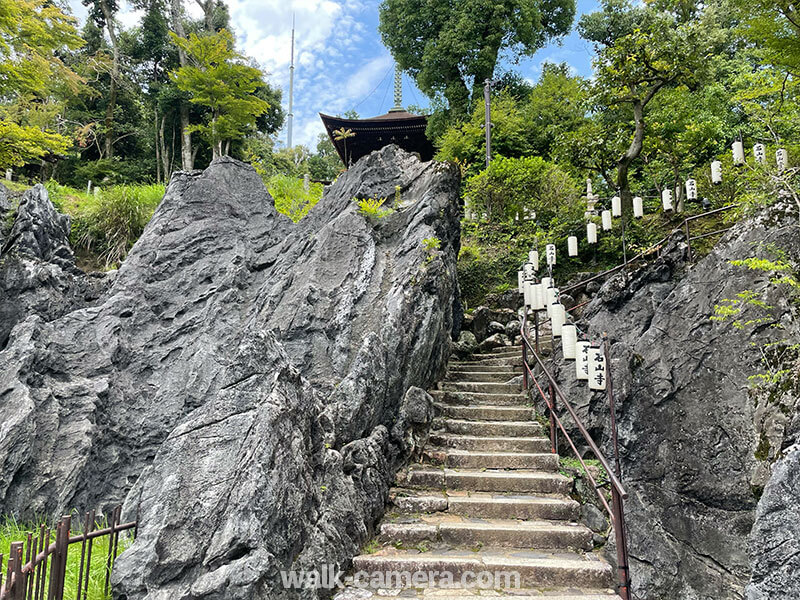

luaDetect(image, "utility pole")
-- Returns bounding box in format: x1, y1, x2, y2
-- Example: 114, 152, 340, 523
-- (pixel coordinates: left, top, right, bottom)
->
287, 13, 296, 149
484, 78, 492, 168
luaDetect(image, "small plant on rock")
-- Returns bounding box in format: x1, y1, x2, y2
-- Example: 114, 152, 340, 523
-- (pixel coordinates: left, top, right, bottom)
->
355, 196, 393, 220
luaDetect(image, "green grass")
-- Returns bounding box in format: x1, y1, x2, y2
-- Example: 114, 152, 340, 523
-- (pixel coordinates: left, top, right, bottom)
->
0, 516, 133, 600
44, 181, 165, 269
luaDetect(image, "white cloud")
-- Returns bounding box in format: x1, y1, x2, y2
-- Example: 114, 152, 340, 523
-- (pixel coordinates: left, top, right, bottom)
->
65, 0, 402, 148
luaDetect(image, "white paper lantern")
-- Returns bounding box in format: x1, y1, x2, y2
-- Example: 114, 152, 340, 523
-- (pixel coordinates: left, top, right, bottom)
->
611, 196, 622, 217
754, 143, 766, 164
601, 210, 612, 231
517, 270, 524, 293
546, 243, 557, 266
777, 149, 789, 172
588, 347, 607, 391
587, 222, 598, 244
662, 189, 673, 212
524, 263, 534, 279
529, 250, 539, 271
541, 276, 552, 289
562, 324, 577, 359
575, 341, 590, 380
685, 179, 698, 201
551, 304, 566, 337
568, 236, 578, 257
633, 196, 644, 218
711, 161, 722, 184
532, 283, 545, 311
545, 286, 556, 317
523, 280, 533, 308
732, 141, 745, 166
586, 178, 593, 196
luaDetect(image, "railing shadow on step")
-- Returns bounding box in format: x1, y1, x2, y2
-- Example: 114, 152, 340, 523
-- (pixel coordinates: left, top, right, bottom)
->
519, 311, 632, 600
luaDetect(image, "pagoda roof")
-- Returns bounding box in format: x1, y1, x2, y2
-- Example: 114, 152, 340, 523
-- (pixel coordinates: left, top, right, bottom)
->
319, 111, 435, 166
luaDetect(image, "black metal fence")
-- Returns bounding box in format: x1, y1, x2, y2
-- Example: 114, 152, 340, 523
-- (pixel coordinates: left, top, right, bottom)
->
0, 507, 135, 600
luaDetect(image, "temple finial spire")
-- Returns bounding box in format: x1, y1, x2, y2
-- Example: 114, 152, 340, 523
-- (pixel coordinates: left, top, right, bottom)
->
389, 63, 403, 112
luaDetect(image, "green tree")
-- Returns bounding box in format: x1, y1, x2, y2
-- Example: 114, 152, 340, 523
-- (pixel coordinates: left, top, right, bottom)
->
0, 0, 83, 168
730, 0, 800, 75
308, 133, 341, 181
579, 0, 715, 208
463, 155, 581, 222
171, 29, 268, 160
379, 0, 576, 119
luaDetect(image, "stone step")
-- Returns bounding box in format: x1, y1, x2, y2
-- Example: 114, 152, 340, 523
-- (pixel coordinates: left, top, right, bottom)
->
434, 418, 541, 438
469, 349, 522, 359
448, 363, 522, 373
430, 390, 528, 406
396, 467, 571, 495
446, 370, 520, 383
440, 381, 522, 394
453, 356, 523, 367
435, 404, 535, 421
423, 448, 559, 471
379, 515, 592, 551
429, 433, 551, 453
351, 549, 614, 590
389, 489, 580, 521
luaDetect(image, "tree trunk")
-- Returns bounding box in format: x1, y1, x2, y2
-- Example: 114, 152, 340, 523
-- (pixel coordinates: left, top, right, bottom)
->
99, 0, 119, 159
616, 99, 645, 212
170, 0, 194, 171
160, 116, 171, 181
194, 0, 214, 31
155, 107, 161, 182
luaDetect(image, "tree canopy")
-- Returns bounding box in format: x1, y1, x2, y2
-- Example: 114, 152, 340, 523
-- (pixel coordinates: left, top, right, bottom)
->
379, 0, 576, 119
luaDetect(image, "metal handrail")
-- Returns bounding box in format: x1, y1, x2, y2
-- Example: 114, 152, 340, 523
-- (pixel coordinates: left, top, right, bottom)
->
519, 310, 631, 600
560, 203, 740, 294
520, 314, 627, 499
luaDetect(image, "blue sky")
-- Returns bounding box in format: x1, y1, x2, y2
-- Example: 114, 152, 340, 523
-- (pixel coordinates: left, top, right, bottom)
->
66, 0, 601, 149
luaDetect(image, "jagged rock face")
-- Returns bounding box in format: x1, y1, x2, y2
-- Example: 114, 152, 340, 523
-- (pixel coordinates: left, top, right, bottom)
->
0, 184, 109, 348
539, 201, 799, 600
0, 147, 460, 599
746, 444, 800, 599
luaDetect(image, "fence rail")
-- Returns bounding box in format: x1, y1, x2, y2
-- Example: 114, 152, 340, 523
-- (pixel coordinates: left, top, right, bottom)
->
520, 314, 631, 600
0, 507, 134, 600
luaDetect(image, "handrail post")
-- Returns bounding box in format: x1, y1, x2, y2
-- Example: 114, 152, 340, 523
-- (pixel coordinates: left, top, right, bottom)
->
522, 307, 529, 391
533, 310, 540, 355
548, 383, 557, 454
611, 486, 632, 600
604, 335, 623, 478
685, 219, 692, 263
604, 334, 631, 598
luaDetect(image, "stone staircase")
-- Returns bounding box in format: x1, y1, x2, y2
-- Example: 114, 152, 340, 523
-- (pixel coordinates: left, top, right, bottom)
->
335, 345, 621, 599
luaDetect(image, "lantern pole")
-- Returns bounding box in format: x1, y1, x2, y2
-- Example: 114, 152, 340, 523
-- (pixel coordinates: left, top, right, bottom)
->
620, 192, 629, 285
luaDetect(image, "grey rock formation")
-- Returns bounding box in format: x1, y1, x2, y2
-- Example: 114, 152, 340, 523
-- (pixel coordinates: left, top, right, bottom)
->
746, 444, 800, 600
471, 306, 490, 341
452, 330, 478, 359
0, 184, 109, 348
535, 200, 799, 599
0, 146, 461, 599
487, 320, 505, 335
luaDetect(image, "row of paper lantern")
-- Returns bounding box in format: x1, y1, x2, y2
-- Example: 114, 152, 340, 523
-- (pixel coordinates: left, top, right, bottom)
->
517, 274, 608, 390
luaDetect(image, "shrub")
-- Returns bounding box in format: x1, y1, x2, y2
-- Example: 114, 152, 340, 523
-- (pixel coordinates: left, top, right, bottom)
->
266, 174, 323, 222
355, 196, 393, 220
70, 184, 165, 267
463, 156, 583, 223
